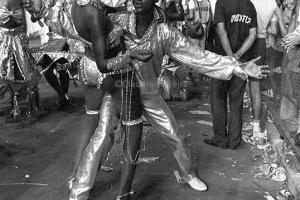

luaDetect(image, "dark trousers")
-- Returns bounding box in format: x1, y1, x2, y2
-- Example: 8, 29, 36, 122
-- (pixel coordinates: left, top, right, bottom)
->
210, 75, 247, 149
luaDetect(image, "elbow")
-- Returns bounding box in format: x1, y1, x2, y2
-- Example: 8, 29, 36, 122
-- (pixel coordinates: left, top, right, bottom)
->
216, 28, 227, 39
251, 32, 257, 41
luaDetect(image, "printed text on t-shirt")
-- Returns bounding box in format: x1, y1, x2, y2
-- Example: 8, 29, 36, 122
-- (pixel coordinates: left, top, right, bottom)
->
230, 14, 252, 24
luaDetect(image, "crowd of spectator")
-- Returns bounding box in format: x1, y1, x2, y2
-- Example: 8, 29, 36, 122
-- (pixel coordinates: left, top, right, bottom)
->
154, 0, 300, 148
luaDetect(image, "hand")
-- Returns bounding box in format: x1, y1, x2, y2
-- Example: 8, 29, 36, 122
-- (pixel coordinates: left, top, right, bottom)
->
240, 56, 270, 79
22, 0, 42, 13
282, 32, 300, 50
129, 49, 153, 62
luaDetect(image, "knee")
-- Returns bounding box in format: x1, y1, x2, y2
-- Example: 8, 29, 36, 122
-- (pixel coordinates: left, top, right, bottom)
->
169, 131, 187, 149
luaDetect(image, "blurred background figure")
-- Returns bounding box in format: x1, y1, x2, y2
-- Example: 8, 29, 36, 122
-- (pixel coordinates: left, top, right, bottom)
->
246, 0, 279, 138
275, 0, 299, 121
37, 52, 70, 111
0, 0, 40, 121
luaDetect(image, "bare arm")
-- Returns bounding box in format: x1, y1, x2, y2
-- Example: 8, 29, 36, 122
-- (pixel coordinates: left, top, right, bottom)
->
234, 27, 257, 59
86, 6, 110, 73
275, 7, 288, 37
216, 22, 234, 57
266, 21, 278, 35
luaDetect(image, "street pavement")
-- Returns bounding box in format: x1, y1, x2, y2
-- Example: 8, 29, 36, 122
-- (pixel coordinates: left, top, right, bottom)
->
0, 80, 285, 200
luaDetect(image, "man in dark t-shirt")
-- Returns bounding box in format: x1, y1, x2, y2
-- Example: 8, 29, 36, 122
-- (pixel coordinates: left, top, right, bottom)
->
214, 0, 257, 57
204, 0, 257, 149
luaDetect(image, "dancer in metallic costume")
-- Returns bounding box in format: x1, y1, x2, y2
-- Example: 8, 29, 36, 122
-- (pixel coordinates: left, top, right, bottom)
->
106, 0, 267, 195
0, 0, 40, 121
67, 3, 268, 197
25, 0, 268, 200
24, 0, 150, 199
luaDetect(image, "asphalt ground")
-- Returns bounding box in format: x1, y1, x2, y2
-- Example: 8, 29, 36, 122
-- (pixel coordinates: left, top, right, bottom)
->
0, 80, 286, 200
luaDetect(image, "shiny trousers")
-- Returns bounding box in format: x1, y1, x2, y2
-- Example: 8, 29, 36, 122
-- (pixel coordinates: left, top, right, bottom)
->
70, 93, 195, 199
141, 93, 195, 181
70, 93, 142, 200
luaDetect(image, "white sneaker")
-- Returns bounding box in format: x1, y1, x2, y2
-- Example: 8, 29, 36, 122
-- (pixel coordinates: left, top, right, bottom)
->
187, 177, 207, 191
252, 129, 267, 138
242, 122, 253, 131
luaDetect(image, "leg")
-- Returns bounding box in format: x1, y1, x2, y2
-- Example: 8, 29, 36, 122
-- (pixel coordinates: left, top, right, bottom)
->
8, 84, 23, 120
59, 70, 70, 95
58, 70, 70, 110
112, 75, 144, 199
118, 124, 143, 200
44, 69, 66, 101
71, 86, 104, 178
39, 54, 66, 102
228, 76, 246, 149
248, 38, 266, 136
249, 79, 262, 134
141, 94, 206, 191
26, 83, 39, 118
70, 93, 119, 200
207, 78, 228, 148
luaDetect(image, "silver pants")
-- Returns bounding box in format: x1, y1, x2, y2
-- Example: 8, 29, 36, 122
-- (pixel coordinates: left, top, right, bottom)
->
141, 93, 195, 181
70, 94, 118, 200
70, 93, 195, 199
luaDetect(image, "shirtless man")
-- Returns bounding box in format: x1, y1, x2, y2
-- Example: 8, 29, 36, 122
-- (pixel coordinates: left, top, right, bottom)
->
24, 0, 151, 199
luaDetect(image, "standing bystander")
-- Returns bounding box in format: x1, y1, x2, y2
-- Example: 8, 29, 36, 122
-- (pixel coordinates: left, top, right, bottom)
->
248, 0, 279, 138
205, 0, 257, 149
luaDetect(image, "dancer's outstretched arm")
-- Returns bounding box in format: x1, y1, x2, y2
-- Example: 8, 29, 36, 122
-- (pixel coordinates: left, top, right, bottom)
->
161, 24, 268, 80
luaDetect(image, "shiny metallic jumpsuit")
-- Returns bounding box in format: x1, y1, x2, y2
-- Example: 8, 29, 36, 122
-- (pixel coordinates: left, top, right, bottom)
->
112, 8, 239, 182
38, 1, 241, 200
70, 7, 241, 199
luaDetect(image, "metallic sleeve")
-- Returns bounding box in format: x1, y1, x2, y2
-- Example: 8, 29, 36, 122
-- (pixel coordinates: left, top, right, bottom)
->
163, 25, 239, 80
107, 51, 131, 71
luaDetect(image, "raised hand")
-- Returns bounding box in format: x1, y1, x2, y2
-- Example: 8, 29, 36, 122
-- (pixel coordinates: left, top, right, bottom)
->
240, 56, 270, 79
